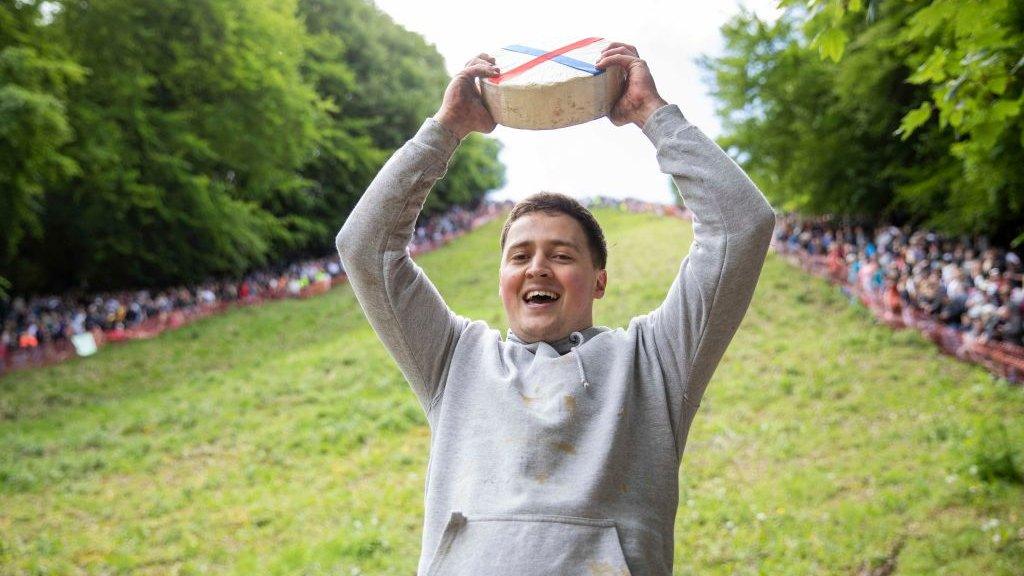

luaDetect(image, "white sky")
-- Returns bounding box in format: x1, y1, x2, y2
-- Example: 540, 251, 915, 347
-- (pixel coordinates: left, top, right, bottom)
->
372, 0, 783, 204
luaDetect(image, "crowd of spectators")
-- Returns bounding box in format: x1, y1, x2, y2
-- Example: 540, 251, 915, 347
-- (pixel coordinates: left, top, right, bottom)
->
774, 215, 1024, 347
413, 203, 506, 247
585, 195, 683, 217
1, 201, 508, 372
10, 201, 1020, 375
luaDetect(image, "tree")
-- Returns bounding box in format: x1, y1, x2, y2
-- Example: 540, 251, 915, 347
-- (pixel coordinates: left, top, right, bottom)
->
37, 0, 323, 290
2, 0, 505, 295
0, 1, 83, 289
701, 8, 945, 219
777, 0, 1024, 244
297, 0, 504, 233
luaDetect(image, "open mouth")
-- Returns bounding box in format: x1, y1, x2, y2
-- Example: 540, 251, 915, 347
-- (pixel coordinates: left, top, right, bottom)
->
522, 290, 561, 307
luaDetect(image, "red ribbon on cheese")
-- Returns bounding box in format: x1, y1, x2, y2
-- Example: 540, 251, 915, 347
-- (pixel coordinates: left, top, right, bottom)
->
489, 37, 604, 85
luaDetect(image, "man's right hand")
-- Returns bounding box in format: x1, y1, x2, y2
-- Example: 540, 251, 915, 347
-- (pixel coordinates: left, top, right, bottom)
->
433, 55, 500, 140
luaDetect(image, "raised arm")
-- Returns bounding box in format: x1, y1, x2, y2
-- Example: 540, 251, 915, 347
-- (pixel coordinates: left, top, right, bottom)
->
598, 44, 776, 451
335, 56, 500, 414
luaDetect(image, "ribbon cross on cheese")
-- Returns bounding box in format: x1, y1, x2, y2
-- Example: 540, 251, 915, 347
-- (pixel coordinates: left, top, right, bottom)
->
481, 37, 624, 130
491, 37, 605, 84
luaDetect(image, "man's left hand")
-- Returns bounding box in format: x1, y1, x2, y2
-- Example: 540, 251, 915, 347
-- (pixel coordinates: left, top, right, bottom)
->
596, 43, 667, 129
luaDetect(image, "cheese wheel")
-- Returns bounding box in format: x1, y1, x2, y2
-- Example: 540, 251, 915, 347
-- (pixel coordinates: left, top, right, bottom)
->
481, 39, 624, 130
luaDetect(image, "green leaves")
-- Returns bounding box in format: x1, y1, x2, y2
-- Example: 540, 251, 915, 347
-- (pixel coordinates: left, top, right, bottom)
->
0, 10, 84, 271
708, 0, 1024, 244
908, 48, 947, 84
2, 0, 504, 294
813, 27, 849, 63
896, 102, 933, 140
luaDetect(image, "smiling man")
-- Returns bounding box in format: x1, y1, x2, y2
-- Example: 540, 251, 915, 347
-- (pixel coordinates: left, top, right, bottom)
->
499, 194, 608, 345
337, 42, 775, 576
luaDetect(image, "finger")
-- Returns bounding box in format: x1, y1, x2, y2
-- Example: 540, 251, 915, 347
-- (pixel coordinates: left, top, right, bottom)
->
603, 42, 638, 57
596, 53, 640, 71
459, 62, 501, 79
598, 46, 637, 61
465, 53, 496, 67
465, 57, 498, 73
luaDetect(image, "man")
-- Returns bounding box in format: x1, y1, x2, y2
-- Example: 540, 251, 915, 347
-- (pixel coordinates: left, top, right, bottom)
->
337, 42, 775, 576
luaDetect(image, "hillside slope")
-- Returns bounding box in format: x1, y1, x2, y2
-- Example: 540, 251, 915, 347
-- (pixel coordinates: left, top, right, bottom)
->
1, 211, 1022, 574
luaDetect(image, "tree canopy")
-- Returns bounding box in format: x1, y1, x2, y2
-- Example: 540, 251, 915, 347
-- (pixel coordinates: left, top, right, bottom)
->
0, 0, 504, 295
702, 0, 1023, 245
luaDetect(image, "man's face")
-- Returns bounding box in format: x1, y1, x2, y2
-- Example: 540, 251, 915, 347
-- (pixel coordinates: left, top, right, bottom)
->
499, 212, 607, 343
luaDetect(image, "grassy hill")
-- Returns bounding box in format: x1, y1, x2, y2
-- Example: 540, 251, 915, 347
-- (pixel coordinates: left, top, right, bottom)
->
1, 211, 1022, 575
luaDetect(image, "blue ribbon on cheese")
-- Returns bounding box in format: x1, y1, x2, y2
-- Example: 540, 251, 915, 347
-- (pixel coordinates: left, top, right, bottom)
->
501, 44, 604, 76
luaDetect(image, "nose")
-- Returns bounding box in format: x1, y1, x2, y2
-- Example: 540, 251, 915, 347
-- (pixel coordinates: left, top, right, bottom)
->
525, 254, 550, 278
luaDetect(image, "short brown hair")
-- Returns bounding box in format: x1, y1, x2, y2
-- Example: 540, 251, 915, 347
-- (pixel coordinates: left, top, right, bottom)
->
500, 192, 607, 269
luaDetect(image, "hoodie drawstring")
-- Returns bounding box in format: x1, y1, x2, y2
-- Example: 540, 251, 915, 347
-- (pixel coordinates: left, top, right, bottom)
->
569, 331, 589, 389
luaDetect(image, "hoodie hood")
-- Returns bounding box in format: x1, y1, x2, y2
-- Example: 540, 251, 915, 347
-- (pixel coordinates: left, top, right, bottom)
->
507, 326, 610, 389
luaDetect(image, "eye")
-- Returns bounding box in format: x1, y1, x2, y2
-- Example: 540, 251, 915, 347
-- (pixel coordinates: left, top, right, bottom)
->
509, 253, 528, 263
553, 253, 573, 261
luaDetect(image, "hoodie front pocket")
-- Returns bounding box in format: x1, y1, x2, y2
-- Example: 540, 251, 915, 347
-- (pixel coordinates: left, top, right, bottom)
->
426, 511, 632, 576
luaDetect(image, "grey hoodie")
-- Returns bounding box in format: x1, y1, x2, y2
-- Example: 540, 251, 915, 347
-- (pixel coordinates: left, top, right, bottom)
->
336, 104, 775, 576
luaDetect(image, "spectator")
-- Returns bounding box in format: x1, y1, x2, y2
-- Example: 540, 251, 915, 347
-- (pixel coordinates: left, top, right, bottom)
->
775, 214, 1024, 347
0, 200, 512, 367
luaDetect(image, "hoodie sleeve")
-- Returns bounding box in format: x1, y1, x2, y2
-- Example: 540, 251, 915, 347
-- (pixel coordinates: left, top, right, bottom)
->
335, 118, 470, 414
638, 104, 775, 457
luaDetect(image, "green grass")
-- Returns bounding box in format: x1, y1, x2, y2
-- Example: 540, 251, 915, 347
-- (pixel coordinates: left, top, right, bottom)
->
2, 210, 1022, 575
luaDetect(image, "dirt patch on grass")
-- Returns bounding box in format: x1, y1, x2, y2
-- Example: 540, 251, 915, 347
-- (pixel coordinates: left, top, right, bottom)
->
855, 537, 904, 576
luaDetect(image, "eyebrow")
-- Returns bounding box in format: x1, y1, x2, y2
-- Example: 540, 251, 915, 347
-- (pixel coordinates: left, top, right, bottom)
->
506, 239, 582, 252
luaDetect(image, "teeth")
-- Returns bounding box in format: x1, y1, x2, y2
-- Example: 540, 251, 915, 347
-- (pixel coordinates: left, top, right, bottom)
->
525, 290, 559, 301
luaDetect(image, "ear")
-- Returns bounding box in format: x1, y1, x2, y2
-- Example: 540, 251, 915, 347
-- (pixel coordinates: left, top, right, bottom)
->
593, 269, 608, 299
